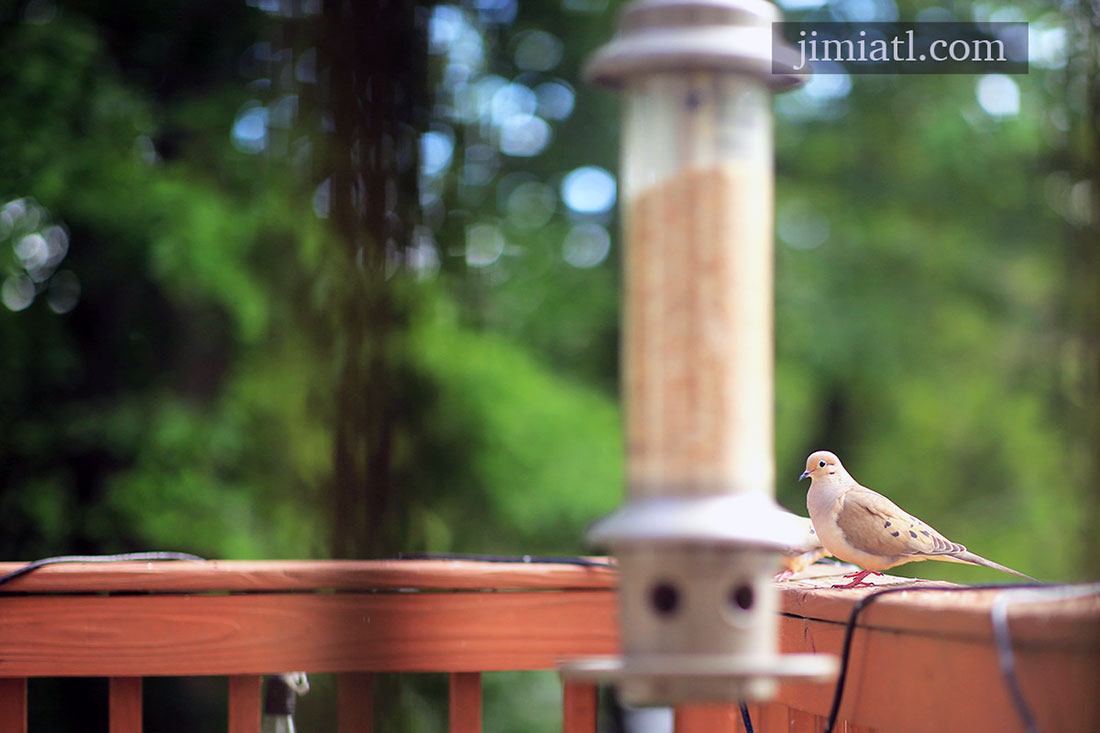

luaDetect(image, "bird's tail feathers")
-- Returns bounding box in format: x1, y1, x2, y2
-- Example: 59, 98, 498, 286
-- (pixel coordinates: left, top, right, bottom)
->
943, 550, 1039, 582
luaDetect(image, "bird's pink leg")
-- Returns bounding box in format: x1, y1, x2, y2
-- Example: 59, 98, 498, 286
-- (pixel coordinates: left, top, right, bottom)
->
831, 569, 883, 589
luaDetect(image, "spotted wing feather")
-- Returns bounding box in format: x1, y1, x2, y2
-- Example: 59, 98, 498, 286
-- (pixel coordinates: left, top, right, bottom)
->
836, 487, 965, 559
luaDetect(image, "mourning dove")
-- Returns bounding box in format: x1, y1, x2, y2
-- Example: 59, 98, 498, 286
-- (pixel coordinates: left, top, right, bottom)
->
775, 514, 830, 580
801, 450, 1037, 588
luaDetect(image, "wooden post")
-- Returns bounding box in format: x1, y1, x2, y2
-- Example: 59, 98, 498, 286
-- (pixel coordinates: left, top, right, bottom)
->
0, 678, 26, 733
227, 675, 262, 733
561, 680, 597, 732
338, 672, 374, 733
109, 677, 142, 733
674, 704, 738, 732
448, 672, 481, 733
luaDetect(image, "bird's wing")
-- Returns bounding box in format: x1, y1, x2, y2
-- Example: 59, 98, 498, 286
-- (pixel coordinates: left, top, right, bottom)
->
836, 487, 965, 558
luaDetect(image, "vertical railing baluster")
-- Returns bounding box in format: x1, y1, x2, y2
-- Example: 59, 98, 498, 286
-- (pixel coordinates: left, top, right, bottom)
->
338, 672, 374, 732
227, 675, 263, 733
753, 702, 794, 731
674, 704, 739, 732
561, 680, 597, 732
0, 678, 26, 733
786, 705, 824, 732
743, 703, 760, 733
448, 672, 481, 733
109, 677, 143, 733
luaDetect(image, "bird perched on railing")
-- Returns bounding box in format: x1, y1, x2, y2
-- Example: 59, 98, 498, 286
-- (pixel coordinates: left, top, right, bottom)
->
775, 513, 830, 580
800, 450, 1038, 588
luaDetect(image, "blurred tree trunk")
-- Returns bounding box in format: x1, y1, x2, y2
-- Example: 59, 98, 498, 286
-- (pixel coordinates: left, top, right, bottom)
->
319, 0, 426, 558
1064, 0, 1100, 576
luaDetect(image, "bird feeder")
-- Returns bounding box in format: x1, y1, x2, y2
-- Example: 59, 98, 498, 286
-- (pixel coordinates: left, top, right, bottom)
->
562, 0, 836, 704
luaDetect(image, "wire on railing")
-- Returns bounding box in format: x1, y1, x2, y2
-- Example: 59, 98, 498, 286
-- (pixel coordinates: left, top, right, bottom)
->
738, 700, 754, 733
0, 552, 205, 588
990, 582, 1100, 733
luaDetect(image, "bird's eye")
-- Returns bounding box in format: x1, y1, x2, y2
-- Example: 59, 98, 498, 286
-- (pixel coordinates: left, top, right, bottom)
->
818, 460, 826, 468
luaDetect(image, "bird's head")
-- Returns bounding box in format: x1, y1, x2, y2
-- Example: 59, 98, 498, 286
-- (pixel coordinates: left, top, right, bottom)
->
800, 450, 843, 482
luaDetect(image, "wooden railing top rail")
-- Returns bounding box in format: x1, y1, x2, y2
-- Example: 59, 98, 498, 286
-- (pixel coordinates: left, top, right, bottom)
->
1, 559, 1093, 648
0, 559, 621, 678
778, 575, 1099, 732
0, 559, 1095, 732
781, 576, 1100, 647
0, 559, 618, 594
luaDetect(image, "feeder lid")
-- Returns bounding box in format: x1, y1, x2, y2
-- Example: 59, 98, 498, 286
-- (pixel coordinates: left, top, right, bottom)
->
585, 0, 804, 89
588, 492, 812, 550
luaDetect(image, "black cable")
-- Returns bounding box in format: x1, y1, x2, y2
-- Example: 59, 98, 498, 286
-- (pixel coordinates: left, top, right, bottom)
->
391, 552, 614, 568
0, 552, 205, 589
988, 583, 1100, 733
739, 700, 754, 733
823, 581, 1045, 733
991, 592, 1040, 733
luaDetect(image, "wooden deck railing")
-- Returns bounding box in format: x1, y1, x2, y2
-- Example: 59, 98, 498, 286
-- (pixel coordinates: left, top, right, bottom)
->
0, 559, 1095, 732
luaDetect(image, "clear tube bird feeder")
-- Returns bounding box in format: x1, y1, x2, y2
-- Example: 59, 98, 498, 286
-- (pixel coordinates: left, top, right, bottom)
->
562, 0, 836, 705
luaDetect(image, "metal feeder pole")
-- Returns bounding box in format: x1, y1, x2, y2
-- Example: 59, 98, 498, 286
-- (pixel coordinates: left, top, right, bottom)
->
562, 0, 836, 705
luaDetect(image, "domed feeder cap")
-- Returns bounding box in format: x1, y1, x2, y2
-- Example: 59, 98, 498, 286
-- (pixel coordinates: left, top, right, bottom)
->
588, 493, 811, 550
585, 0, 804, 90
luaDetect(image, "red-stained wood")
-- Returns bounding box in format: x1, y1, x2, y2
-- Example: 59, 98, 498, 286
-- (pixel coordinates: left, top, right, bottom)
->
0, 678, 26, 733
674, 704, 737, 732
778, 577, 1100, 646
448, 672, 481, 733
561, 680, 597, 733
775, 607, 1100, 732
742, 703, 760, 733
755, 702, 791, 732
338, 672, 373, 733
0, 561, 1092, 733
0, 591, 617, 676
109, 677, 142, 733
787, 706, 825, 733
228, 675, 262, 733
0, 564, 1087, 648
0, 559, 616, 594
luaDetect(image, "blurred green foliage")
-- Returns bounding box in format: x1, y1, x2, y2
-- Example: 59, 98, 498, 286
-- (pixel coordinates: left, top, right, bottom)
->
0, 0, 1096, 729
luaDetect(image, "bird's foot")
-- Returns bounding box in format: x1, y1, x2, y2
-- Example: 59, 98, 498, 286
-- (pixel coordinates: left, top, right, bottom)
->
831, 570, 883, 589
773, 569, 795, 582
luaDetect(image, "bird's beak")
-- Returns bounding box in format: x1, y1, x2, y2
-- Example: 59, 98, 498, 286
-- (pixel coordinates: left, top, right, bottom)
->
799, 470, 811, 481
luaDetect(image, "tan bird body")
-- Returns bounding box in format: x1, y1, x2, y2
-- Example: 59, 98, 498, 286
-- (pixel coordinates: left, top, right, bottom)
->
801, 451, 1037, 588
776, 514, 830, 580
